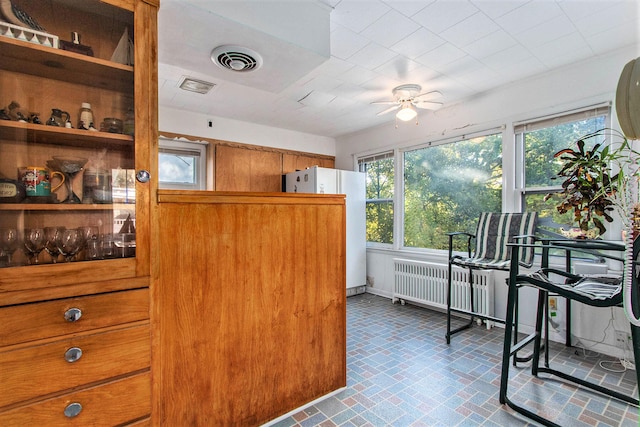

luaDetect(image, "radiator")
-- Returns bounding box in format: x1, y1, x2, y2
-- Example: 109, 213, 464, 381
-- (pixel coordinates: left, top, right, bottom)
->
393, 258, 494, 327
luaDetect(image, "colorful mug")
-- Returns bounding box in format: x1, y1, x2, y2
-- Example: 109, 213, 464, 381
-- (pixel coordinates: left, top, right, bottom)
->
18, 166, 65, 197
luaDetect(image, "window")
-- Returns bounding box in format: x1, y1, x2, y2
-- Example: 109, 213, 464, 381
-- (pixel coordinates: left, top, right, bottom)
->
516, 106, 610, 231
403, 133, 502, 250
358, 152, 394, 245
158, 138, 207, 190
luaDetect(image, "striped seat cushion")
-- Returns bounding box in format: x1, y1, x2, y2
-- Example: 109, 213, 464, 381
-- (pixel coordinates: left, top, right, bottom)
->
452, 212, 538, 271
524, 271, 622, 303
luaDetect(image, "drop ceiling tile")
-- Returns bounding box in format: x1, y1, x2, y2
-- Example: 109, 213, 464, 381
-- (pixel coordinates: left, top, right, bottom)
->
557, 0, 618, 22
462, 29, 518, 59
331, 0, 390, 33
390, 27, 446, 59
383, 0, 433, 17
415, 43, 467, 71
470, 0, 528, 20
439, 12, 500, 48
573, 1, 638, 38
585, 19, 640, 54
513, 14, 577, 49
412, 0, 479, 34
497, 56, 547, 81
361, 9, 421, 48
347, 42, 399, 70
330, 25, 370, 60
374, 56, 422, 81
339, 65, 379, 86
495, 1, 564, 35
481, 45, 533, 71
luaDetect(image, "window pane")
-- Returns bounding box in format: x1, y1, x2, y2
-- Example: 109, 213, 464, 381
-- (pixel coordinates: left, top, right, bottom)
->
524, 116, 606, 187
159, 152, 196, 184
404, 134, 502, 250
360, 155, 394, 244
366, 200, 393, 244
523, 114, 607, 230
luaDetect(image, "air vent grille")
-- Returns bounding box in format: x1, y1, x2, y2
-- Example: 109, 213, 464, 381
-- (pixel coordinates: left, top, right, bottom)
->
211, 45, 262, 72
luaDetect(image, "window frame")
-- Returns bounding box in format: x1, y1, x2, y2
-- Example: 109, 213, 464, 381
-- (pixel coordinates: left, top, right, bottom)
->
358, 151, 395, 248
158, 137, 207, 190
515, 104, 611, 227
400, 129, 504, 252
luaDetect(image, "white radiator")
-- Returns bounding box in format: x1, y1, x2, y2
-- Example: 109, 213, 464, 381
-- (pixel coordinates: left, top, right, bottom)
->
393, 258, 495, 327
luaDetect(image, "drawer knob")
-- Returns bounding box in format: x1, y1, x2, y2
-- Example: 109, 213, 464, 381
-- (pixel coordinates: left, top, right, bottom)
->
64, 347, 83, 363
64, 307, 82, 322
136, 169, 150, 183
64, 402, 82, 418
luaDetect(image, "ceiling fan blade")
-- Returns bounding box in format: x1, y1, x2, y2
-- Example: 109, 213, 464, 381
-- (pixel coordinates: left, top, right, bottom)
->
371, 100, 397, 105
413, 100, 443, 110
376, 105, 401, 116
415, 90, 442, 99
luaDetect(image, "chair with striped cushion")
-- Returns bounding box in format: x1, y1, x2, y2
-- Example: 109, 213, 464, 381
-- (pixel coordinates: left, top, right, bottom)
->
445, 212, 538, 344
499, 238, 640, 426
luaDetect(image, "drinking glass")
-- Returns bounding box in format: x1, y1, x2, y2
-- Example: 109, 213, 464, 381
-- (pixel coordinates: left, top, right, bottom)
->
0, 228, 20, 267
78, 226, 99, 261
56, 228, 85, 262
44, 226, 66, 263
24, 228, 46, 265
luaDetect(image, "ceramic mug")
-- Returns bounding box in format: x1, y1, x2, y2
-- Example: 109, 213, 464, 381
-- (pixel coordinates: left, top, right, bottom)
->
18, 166, 65, 197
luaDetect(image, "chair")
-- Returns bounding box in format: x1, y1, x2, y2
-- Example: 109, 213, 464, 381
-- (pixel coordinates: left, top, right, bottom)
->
499, 238, 640, 427
446, 212, 538, 344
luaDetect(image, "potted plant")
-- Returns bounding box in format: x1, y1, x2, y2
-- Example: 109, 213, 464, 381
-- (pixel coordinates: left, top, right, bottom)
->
546, 128, 639, 238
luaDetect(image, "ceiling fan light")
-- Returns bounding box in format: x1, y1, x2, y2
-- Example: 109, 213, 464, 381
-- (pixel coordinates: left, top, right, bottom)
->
396, 104, 417, 121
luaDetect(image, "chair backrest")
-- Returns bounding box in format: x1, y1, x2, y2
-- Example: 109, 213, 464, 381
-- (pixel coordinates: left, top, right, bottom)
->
474, 212, 538, 267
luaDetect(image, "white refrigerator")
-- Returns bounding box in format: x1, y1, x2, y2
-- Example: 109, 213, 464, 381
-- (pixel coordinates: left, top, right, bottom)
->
285, 166, 366, 292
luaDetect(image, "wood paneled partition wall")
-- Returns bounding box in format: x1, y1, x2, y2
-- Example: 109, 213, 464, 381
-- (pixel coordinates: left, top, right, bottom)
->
159, 131, 335, 192
154, 191, 347, 425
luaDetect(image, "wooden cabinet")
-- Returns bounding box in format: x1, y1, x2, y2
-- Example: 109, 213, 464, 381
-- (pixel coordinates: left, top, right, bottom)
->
0, 0, 157, 425
282, 152, 335, 173
215, 145, 282, 192
154, 191, 347, 426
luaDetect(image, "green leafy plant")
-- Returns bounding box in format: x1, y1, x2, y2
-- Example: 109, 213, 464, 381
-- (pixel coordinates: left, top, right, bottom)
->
546, 129, 638, 236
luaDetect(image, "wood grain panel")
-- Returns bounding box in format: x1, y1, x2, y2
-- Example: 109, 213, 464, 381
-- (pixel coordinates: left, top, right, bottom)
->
0, 372, 150, 427
156, 192, 346, 426
0, 288, 149, 347
0, 324, 150, 408
215, 145, 252, 191
215, 145, 282, 192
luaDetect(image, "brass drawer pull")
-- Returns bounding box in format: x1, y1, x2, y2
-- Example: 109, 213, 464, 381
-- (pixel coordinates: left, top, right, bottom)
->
64, 347, 83, 363
64, 307, 82, 322
64, 402, 82, 418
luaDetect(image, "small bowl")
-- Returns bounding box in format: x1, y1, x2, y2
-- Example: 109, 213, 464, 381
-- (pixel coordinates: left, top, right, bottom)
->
101, 117, 123, 134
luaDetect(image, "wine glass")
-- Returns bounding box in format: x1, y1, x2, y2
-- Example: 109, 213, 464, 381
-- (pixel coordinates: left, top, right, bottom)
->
24, 228, 46, 265
44, 226, 65, 263
0, 228, 20, 267
78, 226, 99, 261
56, 228, 85, 262
47, 156, 88, 203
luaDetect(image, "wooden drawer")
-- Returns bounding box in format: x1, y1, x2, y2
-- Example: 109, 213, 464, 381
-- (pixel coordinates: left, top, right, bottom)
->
0, 324, 149, 408
0, 372, 150, 427
0, 289, 149, 347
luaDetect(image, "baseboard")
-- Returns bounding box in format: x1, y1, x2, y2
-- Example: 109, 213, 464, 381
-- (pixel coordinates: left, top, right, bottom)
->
261, 386, 347, 427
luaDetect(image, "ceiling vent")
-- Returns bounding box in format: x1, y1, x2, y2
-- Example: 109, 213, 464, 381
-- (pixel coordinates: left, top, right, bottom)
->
178, 76, 216, 94
211, 45, 262, 72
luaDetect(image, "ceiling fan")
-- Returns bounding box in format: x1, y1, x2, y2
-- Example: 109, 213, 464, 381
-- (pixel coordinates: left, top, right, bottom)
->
372, 84, 443, 122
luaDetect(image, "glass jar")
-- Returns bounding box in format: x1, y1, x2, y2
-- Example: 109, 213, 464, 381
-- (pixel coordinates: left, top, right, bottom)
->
78, 102, 94, 130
